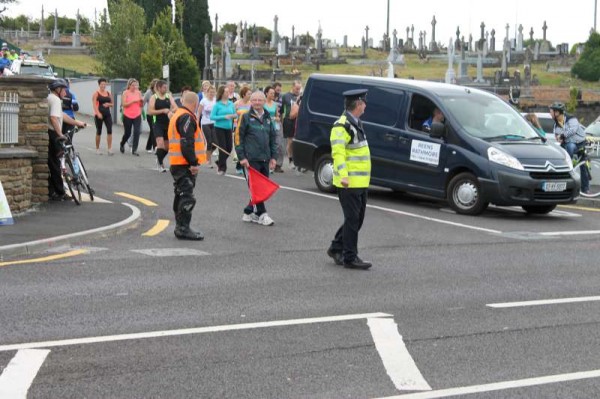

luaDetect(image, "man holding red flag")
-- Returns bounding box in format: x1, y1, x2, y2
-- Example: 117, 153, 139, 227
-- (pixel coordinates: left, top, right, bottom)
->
235, 90, 278, 226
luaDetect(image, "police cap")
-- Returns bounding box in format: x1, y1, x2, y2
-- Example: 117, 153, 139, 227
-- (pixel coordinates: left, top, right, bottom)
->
343, 89, 368, 103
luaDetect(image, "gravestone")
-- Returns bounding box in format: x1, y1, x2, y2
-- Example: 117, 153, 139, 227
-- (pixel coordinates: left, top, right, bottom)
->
250, 45, 260, 59
224, 43, 232, 77
430, 16, 438, 51
365, 25, 370, 49
368, 38, 374, 48
458, 42, 467, 78
361, 37, 366, 56
214, 14, 218, 34
305, 47, 312, 63
392, 29, 398, 49
517, 24, 523, 51
332, 46, 339, 59
468, 34, 473, 52
540, 21, 551, 52
474, 48, 485, 83
455, 26, 461, 51
295, 35, 301, 47
490, 29, 496, 52
529, 27, 534, 42
445, 38, 456, 84
418, 31, 423, 51
277, 40, 286, 56
291, 25, 295, 44
316, 29, 323, 55
343, 35, 348, 48
243, 22, 248, 48
501, 41, 508, 76
479, 21, 485, 51
52, 9, 59, 42
534, 41, 540, 60
423, 31, 427, 50
39, 6, 45, 38
270, 15, 279, 49
72, 9, 81, 47
542, 20, 548, 41
235, 21, 243, 54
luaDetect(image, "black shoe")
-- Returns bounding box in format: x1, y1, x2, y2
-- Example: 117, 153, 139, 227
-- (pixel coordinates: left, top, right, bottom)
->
327, 248, 343, 265
343, 258, 372, 270
132, 151, 139, 156
120, 144, 125, 153
174, 227, 204, 241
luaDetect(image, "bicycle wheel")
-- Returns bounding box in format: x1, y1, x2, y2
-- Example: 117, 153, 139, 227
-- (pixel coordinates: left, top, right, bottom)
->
64, 157, 81, 205
576, 160, 600, 198
76, 155, 94, 201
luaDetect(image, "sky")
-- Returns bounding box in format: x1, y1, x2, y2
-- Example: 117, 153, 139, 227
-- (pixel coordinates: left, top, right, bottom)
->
4, 0, 598, 48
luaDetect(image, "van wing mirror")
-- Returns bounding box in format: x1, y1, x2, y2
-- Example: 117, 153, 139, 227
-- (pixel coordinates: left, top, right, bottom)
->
430, 122, 446, 139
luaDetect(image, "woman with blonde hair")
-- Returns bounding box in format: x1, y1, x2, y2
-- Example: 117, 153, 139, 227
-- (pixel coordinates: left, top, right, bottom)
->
120, 78, 144, 156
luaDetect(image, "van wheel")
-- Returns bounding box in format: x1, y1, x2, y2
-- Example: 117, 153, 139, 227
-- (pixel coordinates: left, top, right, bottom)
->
522, 205, 556, 214
447, 172, 488, 215
314, 154, 336, 193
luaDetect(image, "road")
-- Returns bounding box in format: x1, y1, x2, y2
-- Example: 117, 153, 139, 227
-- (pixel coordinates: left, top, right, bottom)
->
1, 123, 600, 398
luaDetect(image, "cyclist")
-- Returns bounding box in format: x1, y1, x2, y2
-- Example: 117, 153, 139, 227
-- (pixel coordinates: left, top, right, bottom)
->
550, 102, 590, 194
47, 79, 86, 201
62, 79, 79, 140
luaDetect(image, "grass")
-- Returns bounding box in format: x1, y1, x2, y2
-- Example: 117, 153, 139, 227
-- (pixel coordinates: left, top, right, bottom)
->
45, 54, 100, 75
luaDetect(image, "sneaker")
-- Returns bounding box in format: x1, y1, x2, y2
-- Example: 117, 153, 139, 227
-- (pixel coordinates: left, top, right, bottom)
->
217, 170, 226, 176
160, 165, 167, 173
274, 165, 284, 173
96, 149, 103, 155
257, 213, 274, 226
242, 213, 258, 223
146, 149, 154, 153
107, 150, 114, 156
235, 168, 244, 175
120, 144, 125, 154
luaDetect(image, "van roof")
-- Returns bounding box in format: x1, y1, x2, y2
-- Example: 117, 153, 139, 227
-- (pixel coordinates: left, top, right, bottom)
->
308, 73, 494, 99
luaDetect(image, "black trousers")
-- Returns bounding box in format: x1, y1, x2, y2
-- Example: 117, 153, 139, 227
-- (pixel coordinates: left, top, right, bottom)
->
243, 160, 269, 216
170, 165, 197, 215
145, 114, 156, 150
330, 188, 368, 263
94, 113, 112, 135
47, 129, 64, 196
214, 127, 232, 172
121, 115, 142, 153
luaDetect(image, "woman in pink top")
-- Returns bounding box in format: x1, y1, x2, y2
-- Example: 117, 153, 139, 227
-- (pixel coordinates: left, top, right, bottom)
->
120, 78, 144, 156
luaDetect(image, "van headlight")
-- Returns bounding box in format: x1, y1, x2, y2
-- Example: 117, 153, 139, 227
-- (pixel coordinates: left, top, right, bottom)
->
487, 147, 524, 171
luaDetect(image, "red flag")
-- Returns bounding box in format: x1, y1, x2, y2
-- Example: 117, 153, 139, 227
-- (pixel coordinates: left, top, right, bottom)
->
246, 166, 280, 205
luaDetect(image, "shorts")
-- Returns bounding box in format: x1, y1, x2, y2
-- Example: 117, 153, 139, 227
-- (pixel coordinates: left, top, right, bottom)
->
201, 124, 216, 150
153, 123, 169, 140
283, 118, 296, 138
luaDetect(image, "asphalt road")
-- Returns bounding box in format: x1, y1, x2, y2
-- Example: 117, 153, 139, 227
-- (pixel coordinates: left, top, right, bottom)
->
1, 122, 600, 398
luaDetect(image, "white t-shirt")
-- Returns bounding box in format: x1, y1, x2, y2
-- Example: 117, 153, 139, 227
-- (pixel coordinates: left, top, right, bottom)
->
47, 93, 63, 131
200, 97, 216, 126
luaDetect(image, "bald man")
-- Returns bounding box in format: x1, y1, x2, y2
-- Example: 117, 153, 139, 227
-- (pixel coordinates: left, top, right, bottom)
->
167, 91, 207, 240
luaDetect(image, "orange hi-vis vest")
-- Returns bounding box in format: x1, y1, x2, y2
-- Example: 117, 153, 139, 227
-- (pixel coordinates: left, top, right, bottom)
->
167, 107, 207, 166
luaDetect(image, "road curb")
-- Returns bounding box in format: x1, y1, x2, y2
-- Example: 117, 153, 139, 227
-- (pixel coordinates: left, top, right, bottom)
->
573, 197, 600, 208
0, 202, 141, 259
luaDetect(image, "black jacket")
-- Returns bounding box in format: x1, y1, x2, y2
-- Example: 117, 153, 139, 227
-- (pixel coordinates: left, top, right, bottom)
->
235, 107, 277, 162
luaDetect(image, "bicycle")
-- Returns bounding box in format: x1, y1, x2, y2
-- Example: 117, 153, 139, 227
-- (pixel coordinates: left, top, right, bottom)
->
571, 139, 600, 198
59, 126, 94, 205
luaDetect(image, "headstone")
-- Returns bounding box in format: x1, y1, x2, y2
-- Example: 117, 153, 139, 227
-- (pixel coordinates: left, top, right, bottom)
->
490, 29, 496, 52
423, 31, 427, 50
529, 27, 534, 42
445, 38, 456, 84
365, 25, 370, 48
455, 26, 461, 51
406, 26, 410, 44
214, 14, 219, 35
517, 24, 523, 51
430, 16, 438, 51
224, 42, 232, 77
225, 32, 232, 48
343, 35, 348, 48
458, 43, 467, 78
316, 29, 323, 54
73, 9, 81, 47
270, 15, 279, 49
468, 34, 473, 52
505, 23, 510, 43
474, 48, 485, 83
534, 41, 540, 60
250, 45, 260, 59
361, 36, 366, 56
277, 41, 286, 56
392, 29, 398, 49
295, 35, 301, 47
52, 9, 60, 42
243, 21, 248, 48
332, 47, 339, 59
480, 22, 485, 42
501, 41, 508, 76
235, 21, 243, 54
291, 25, 295, 44
418, 31, 423, 51
39, 5, 45, 38
542, 21, 548, 41
305, 47, 312, 63
368, 38, 374, 48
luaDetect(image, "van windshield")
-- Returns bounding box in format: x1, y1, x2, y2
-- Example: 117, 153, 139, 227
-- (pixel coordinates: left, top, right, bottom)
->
441, 93, 541, 141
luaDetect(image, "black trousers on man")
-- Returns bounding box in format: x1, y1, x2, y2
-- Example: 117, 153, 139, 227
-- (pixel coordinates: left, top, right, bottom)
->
330, 188, 367, 263
47, 129, 65, 197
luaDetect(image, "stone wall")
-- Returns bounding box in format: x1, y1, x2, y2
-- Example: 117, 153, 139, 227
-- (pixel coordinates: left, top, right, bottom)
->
0, 76, 50, 213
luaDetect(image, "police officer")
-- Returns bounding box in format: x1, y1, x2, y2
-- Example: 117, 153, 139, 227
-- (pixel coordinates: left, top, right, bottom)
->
167, 91, 207, 240
327, 89, 372, 270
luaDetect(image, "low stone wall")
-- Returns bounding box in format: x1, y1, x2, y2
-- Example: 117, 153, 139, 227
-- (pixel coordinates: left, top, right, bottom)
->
0, 76, 50, 213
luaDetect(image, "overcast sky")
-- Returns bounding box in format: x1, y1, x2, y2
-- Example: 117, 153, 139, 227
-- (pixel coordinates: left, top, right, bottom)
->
5, 0, 597, 48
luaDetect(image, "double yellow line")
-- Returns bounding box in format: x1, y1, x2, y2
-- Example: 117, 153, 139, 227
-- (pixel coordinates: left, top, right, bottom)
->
114, 192, 169, 236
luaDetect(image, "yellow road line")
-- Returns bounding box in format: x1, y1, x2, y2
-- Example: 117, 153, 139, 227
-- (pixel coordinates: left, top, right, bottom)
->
0, 249, 88, 268
114, 192, 158, 207
142, 219, 170, 236
558, 204, 600, 212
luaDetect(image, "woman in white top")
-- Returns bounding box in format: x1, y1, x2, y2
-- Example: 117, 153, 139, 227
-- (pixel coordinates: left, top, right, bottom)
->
198, 85, 217, 168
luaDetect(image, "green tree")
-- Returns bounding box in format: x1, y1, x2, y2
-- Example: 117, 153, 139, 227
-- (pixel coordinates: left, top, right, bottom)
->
0, 0, 16, 21
130, 0, 170, 28
140, 34, 163, 89
151, 9, 199, 91
181, 0, 212, 71
572, 32, 600, 81
96, 0, 147, 79
44, 15, 92, 34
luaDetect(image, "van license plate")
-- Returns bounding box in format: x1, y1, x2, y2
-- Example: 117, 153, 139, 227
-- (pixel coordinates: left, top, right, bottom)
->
542, 181, 567, 192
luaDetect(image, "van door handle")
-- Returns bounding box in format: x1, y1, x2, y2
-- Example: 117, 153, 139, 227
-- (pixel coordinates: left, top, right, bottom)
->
384, 133, 397, 141
398, 136, 410, 144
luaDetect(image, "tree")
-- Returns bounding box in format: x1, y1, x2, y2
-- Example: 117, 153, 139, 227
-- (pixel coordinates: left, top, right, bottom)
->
180, 0, 212, 71
0, 0, 16, 21
44, 15, 92, 34
130, 0, 170, 28
96, 0, 147, 79
141, 34, 163, 89
151, 9, 199, 91
572, 32, 600, 81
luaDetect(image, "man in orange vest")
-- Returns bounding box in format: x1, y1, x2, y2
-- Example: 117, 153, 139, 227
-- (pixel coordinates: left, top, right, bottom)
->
168, 91, 207, 240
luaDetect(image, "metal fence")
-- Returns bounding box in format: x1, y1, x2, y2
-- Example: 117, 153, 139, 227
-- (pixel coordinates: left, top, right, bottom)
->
0, 93, 19, 145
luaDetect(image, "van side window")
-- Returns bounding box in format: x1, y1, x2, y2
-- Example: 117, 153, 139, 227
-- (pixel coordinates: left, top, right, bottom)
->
408, 94, 439, 134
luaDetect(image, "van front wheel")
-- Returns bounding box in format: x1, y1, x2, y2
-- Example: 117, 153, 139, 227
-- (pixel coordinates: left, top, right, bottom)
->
447, 172, 488, 215
314, 154, 336, 193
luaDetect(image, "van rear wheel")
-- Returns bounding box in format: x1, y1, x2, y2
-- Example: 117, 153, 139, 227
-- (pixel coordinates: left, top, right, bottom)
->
314, 154, 336, 193
447, 172, 488, 215
521, 205, 556, 214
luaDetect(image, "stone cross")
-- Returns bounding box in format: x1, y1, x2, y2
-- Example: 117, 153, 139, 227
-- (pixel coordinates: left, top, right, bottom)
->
455, 26, 461, 50
431, 16, 437, 43
76, 9, 80, 34
52, 9, 59, 42
418, 31, 423, 50
529, 27, 534, 41
542, 21, 548, 41
270, 15, 279, 49
406, 26, 410, 43
411, 25, 414, 40
490, 29, 496, 52
365, 25, 370, 47
423, 31, 427, 49
291, 25, 295, 43
39, 5, 45, 37
393, 29, 398, 49
445, 37, 456, 84
468, 33, 472, 52
243, 22, 248, 47
517, 24, 523, 51
480, 22, 485, 40
214, 14, 218, 34
505, 23, 510, 42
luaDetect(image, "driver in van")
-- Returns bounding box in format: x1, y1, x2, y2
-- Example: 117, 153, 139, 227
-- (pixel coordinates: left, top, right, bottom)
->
422, 107, 445, 132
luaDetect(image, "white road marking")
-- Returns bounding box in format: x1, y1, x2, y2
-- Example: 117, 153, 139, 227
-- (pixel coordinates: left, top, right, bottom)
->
226, 175, 502, 235
367, 318, 431, 391
374, 368, 600, 398
0, 349, 50, 399
539, 230, 600, 236
130, 248, 210, 257
0, 313, 391, 352
487, 296, 600, 308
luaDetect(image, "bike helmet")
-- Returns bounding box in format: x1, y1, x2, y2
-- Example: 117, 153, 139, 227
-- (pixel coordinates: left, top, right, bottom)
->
48, 78, 68, 91
549, 102, 566, 112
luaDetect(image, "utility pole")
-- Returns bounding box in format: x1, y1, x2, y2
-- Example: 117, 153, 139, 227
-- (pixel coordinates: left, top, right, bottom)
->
595, 0, 598, 32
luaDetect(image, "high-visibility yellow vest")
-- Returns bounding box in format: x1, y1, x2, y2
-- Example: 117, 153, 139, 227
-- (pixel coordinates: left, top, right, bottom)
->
330, 113, 371, 188
168, 107, 207, 166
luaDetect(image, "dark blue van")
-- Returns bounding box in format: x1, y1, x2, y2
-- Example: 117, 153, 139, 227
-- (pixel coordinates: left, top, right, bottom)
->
293, 74, 579, 215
